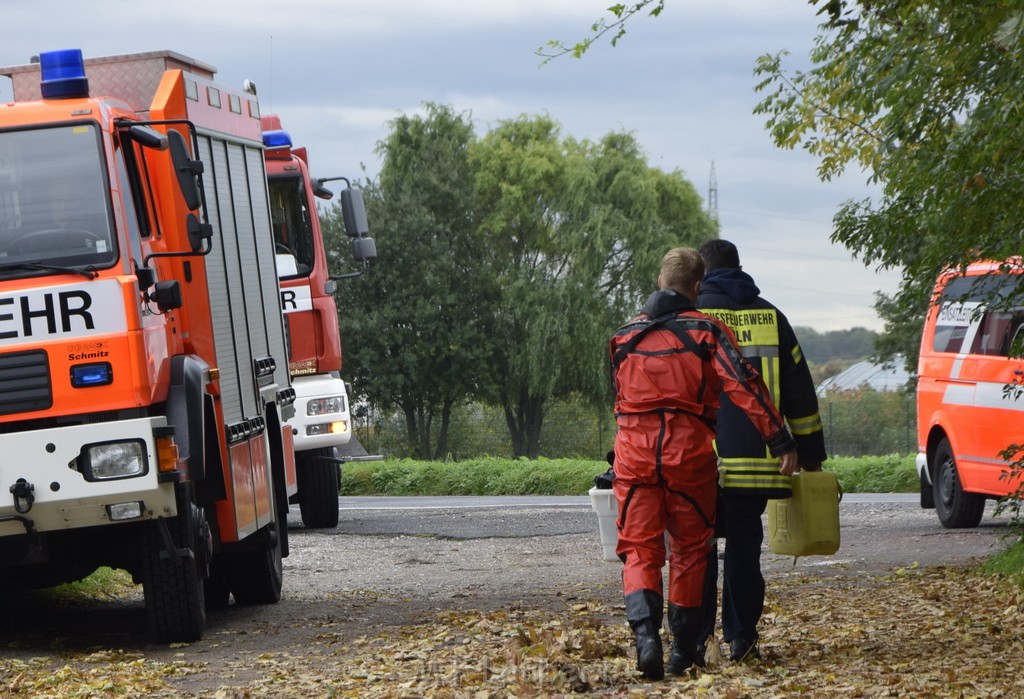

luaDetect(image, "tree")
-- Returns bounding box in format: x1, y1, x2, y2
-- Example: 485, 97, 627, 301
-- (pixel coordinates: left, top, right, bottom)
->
795, 326, 878, 365
753, 1, 1024, 369
471, 115, 716, 457
325, 104, 490, 459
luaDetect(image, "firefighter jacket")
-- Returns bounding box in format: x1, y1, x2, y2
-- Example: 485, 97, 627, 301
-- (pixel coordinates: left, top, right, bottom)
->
697, 268, 828, 498
610, 289, 796, 494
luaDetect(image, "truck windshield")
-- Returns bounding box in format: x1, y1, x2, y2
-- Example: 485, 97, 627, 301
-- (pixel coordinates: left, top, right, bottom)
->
268, 174, 314, 279
0, 123, 116, 273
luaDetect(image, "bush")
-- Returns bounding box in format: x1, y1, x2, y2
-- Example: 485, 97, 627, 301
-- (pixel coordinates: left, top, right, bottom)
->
340, 457, 610, 496
339, 455, 915, 496
827, 453, 917, 493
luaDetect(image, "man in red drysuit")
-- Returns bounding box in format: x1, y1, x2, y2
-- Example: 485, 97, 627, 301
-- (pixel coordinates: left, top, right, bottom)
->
609, 247, 797, 679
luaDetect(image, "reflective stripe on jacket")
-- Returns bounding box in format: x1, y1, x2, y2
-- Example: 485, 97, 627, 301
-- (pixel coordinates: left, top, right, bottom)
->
698, 273, 827, 498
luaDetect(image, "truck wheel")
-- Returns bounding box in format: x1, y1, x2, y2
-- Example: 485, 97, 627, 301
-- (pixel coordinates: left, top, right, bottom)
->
224, 519, 284, 605
296, 447, 340, 528
141, 494, 210, 642
933, 439, 985, 529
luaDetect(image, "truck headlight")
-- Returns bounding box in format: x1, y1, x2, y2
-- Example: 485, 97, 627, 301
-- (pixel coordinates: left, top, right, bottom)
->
307, 396, 345, 416
77, 440, 149, 481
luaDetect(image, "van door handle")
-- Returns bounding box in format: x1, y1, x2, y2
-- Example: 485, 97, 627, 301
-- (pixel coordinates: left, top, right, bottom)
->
1015, 369, 1023, 375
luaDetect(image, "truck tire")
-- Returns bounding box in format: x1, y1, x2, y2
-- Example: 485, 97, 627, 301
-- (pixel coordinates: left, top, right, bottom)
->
224, 519, 284, 605
141, 490, 211, 642
296, 447, 340, 529
933, 438, 985, 529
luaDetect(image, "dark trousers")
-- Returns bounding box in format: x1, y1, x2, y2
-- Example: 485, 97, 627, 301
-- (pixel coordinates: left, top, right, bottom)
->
697, 491, 768, 645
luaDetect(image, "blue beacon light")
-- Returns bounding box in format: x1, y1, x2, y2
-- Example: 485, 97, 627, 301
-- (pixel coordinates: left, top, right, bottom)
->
39, 48, 89, 99
261, 129, 292, 149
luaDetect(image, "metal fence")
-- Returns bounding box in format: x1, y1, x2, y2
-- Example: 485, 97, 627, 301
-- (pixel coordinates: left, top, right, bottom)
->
353, 388, 917, 460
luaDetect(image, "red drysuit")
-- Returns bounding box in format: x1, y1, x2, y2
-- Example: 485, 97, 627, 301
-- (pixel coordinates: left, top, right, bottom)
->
610, 290, 794, 607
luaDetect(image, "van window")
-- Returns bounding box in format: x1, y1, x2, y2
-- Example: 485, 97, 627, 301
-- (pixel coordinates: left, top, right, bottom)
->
933, 301, 978, 353
970, 310, 1024, 356
933, 272, 1023, 354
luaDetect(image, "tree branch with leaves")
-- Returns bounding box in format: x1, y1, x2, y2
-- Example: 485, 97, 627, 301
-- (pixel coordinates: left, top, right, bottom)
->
537, 1, 666, 62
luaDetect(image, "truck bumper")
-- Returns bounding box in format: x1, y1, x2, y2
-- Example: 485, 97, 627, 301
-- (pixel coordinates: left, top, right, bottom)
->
286, 374, 352, 453
0, 417, 176, 536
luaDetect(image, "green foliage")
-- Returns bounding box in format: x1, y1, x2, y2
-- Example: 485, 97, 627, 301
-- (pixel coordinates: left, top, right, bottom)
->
827, 453, 917, 493
339, 454, 915, 496
326, 104, 487, 459
795, 326, 878, 365
537, 0, 666, 61
339, 457, 610, 497
330, 107, 714, 460
46, 567, 135, 601
819, 386, 916, 456
754, 1, 1024, 367
471, 117, 715, 456
984, 541, 1024, 587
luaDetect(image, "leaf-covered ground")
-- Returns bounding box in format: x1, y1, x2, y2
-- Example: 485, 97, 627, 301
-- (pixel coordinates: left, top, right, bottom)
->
3, 565, 1023, 697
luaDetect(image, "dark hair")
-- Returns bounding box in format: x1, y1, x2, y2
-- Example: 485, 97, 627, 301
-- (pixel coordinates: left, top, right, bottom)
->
698, 239, 741, 271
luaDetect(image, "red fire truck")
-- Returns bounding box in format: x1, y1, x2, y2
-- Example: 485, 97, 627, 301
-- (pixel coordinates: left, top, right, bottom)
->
0, 49, 296, 642
261, 115, 376, 528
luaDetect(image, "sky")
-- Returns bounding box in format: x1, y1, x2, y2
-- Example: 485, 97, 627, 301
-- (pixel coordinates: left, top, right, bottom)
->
0, 0, 903, 332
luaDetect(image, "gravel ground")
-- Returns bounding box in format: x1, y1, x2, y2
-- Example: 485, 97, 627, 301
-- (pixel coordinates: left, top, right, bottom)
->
0, 496, 1012, 696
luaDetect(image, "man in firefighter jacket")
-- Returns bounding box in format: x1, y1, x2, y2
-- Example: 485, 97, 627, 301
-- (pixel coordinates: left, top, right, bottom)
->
695, 239, 827, 663
610, 246, 797, 679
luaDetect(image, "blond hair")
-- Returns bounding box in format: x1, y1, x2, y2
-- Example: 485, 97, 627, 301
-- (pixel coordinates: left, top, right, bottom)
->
659, 247, 705, 293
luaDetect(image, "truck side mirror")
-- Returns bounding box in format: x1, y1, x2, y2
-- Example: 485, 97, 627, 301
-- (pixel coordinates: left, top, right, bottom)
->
152, 280, 183, 312
186, 213, 213, 253
351, 236, 376, 263
340, 188, 369, 237
168, 130, 203, 211
128, 125, 169, 150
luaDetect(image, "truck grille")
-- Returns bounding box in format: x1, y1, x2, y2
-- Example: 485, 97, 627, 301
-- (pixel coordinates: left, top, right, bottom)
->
0, 350, 52, 416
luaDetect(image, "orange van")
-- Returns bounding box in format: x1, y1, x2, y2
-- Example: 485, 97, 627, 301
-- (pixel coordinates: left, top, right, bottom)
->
917, 259, 1024, 527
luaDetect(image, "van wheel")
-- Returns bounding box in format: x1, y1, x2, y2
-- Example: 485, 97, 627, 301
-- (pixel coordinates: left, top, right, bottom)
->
296, 447, 340, 529
933, 439, 984, 529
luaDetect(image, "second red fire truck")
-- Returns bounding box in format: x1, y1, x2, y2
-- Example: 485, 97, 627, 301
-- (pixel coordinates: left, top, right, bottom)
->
261, 115, 376, 528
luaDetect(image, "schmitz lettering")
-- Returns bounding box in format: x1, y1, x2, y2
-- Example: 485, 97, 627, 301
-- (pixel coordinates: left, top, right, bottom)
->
0, 281, 127, 344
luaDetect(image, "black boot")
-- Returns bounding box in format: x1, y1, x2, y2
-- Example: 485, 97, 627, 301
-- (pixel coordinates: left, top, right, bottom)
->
625, 590, 664, 680
666, 604, 702, 675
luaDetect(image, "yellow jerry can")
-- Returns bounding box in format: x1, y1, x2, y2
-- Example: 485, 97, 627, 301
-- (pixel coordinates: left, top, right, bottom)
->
767, 470, 841, 557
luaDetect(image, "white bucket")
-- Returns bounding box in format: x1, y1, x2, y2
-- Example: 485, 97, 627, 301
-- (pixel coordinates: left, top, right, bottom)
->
588, 486, 620, 562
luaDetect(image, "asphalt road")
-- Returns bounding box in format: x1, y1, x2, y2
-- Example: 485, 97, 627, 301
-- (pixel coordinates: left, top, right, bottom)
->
287, 492, 1013, 603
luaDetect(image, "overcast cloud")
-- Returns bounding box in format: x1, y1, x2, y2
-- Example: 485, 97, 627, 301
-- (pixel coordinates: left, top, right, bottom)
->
1, 0, 902, 331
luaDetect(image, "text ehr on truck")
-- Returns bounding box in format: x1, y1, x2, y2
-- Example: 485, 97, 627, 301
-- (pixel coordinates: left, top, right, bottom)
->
0, 48, 298, 643
260, 114, 377, 529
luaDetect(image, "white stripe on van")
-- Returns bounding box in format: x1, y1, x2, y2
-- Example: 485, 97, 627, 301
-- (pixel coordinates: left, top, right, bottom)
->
943, 380, 1024, 411
950, 357, 964, 379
